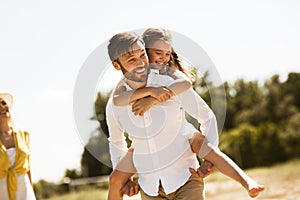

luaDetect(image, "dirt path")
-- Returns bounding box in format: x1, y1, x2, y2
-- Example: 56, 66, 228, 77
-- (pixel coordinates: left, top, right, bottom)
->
205, 159, 300, 200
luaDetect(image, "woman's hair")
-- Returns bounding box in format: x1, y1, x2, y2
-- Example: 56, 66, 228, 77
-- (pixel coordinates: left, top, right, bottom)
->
142, 28, 188, 76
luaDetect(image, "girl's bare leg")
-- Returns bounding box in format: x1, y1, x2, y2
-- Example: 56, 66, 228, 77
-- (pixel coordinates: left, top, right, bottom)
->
205, 147, 264, 197
190, 132, 264, 198
108, 148, 137, 200
189, 132, 214, 174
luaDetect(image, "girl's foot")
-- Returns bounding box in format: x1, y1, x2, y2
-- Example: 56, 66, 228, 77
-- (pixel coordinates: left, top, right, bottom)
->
248, 181, 264, 198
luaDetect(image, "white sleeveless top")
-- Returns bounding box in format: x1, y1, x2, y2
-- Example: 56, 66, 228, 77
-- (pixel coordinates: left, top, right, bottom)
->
6, 147, 16, 168
1, 147, 36, 200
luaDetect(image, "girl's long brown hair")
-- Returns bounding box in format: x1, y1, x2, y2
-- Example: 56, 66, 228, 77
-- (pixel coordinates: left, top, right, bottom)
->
142, 28, 189, 76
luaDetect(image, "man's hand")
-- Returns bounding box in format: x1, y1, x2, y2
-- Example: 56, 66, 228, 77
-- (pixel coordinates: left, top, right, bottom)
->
189, 160, 214, 178
120, 179, 140, 197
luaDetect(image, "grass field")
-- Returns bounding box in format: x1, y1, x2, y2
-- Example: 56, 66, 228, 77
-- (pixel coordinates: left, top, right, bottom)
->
44, 159, 300, 200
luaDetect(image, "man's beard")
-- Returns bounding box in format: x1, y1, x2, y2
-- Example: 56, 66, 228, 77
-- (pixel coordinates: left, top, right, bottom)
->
121, 65, 149, 83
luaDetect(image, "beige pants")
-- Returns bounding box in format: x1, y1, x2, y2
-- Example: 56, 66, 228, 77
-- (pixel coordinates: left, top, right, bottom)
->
140, 176, 205, 200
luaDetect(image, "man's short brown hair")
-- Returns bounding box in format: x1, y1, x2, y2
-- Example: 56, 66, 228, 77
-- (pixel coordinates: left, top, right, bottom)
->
108, 32, 145, 61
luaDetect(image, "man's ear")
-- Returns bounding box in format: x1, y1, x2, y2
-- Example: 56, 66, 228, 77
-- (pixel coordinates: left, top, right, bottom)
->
112, 61, 121, 70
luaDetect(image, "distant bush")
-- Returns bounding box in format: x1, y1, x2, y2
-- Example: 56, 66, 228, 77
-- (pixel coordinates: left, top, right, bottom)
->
34, 179, 68, 199
219, 123, 287, 168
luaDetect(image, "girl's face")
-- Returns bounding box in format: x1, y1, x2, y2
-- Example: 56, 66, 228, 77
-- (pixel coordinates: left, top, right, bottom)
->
147, 40, 172, 65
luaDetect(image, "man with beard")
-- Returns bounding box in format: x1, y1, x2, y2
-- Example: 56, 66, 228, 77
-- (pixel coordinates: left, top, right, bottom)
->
106, 32, 218, 200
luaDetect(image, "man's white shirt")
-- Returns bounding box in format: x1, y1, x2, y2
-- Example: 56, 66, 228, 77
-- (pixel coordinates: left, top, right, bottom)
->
106, 69, 219, 196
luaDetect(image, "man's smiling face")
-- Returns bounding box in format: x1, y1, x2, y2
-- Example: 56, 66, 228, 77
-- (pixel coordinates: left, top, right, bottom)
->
113, 41, 149, 83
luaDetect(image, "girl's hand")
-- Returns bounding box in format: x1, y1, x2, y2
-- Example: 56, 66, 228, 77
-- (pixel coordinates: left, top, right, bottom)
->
132, 97, 158, 116
150, 87, 173, 102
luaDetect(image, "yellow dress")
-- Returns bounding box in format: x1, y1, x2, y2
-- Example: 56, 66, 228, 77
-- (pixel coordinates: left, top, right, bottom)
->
0, 129, 36, 200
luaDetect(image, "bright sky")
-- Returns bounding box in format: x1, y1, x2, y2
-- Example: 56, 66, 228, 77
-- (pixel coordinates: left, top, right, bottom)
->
1, 0, 299, 183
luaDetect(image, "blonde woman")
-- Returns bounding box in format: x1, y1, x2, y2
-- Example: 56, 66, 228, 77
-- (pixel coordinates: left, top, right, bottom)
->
0, 93, 36, 200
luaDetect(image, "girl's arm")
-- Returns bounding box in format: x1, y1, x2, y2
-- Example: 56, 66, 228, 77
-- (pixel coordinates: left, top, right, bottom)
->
160, 64, 192, 96
150, 63, 192, 96
145, 63, 193, 98
113, 78, 172, 106
113, 65, 192, 107
130, 65, 193, 116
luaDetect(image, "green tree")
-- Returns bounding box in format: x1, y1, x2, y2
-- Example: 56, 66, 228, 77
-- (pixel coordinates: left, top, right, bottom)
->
280, 112, 300, 158
94, 92, 111, 137
230, 80, 264, 127
34, 179, 63, 199
263, 74, 286, 123
282, 73, 300, 110
64, 168, 82, 179
255, 122, 286, 165
220, 124, 258, 168
81, 132, 112, 177
80, 92, 112, 177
